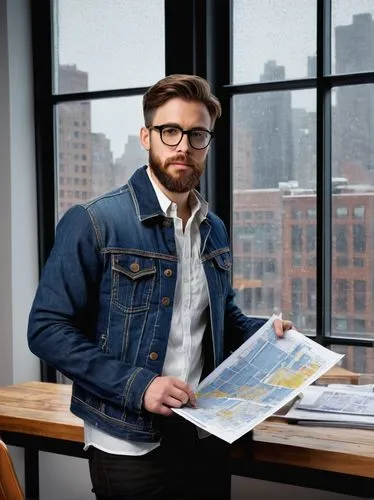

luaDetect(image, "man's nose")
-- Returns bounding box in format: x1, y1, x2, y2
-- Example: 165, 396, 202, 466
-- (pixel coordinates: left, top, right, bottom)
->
176, 133, 190, 153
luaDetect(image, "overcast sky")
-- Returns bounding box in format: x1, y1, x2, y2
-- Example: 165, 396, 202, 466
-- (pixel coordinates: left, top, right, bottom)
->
56, 0, 374, 159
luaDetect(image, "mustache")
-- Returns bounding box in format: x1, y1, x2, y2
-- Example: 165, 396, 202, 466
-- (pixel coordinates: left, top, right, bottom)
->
164, 155, 196, 168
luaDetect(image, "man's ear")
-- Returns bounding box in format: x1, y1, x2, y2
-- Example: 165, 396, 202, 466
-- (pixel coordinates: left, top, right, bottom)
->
140, 127, 150, 151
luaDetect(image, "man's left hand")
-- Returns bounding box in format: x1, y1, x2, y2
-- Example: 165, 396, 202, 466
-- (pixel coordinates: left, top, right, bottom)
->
273, 318, 293, 338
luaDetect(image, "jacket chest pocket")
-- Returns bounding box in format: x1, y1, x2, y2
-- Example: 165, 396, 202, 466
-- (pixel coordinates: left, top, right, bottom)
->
112, 255, 156, 312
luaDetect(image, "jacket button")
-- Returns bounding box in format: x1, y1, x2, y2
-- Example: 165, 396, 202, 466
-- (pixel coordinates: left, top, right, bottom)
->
164, 269, 173, 277
161, 297, 170, 306
130, 262, 140, 272
149, 352, 159, 361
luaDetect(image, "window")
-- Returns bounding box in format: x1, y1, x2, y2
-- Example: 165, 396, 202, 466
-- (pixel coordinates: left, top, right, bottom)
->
353, 224, 366, 253
335, 207, 348, 218
307, 208, 316, 219
353, 206, 365, 218
335, 225, 347, 253
32, 1, 374, 384
336, 255, 348, 267
291, 278, 303, 314
354, 280, 366, 312
291, 226, 303, 252
306, 225, 316, 252
335, 279, 348, 312
307, 278, 316, 310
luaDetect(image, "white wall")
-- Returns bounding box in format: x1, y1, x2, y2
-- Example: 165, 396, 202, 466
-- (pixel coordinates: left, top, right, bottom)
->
0, 1, 93, 498
0, 0, 39, 386
0, 1, 367, 499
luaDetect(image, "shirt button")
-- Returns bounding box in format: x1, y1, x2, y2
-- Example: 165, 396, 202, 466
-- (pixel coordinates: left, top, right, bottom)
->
130, 262, 140, 272
164, 269, 173, 277
161, 297, 170, 306
149, 352, 159, 361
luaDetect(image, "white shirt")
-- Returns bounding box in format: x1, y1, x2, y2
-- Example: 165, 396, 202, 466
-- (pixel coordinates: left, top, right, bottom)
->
84, 168, 209, 455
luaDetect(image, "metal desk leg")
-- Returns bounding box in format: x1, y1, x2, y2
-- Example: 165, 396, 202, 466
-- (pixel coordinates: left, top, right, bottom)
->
24, 446, 39, 500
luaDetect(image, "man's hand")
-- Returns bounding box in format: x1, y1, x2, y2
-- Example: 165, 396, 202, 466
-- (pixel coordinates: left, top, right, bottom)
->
143, 376, 196, 416
273, 318, 294, 338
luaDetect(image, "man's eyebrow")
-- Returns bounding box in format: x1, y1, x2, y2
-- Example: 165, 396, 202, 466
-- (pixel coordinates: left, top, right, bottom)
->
159, 122, 210, 131
158, 122, 181, 128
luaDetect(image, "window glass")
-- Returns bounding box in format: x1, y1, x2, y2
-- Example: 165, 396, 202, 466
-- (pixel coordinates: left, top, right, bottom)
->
332, 1, 374, 75
233, 0, 317, 83
56, 94, 147, 220
332, 83, 374, 340
53, 0, 165, 93
332, 346, 374, 375
232, 90, 316, 329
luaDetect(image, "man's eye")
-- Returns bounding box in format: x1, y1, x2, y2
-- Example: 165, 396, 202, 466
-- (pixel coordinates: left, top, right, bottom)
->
163, 127, 179, 136
191, 130, 207, 139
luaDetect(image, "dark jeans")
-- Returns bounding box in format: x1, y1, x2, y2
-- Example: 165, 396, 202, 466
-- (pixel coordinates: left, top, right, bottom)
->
88, 416, 230, 500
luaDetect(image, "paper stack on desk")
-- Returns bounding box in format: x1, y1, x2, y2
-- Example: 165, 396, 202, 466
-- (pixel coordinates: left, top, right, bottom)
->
284, 384, 374, 428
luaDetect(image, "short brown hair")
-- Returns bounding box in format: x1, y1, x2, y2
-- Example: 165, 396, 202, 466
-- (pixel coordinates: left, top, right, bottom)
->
143, 74, 222, 128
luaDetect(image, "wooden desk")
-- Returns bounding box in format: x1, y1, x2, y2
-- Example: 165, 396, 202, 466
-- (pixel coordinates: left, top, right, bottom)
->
317, 365, 360, 385
1, 381, 374, 499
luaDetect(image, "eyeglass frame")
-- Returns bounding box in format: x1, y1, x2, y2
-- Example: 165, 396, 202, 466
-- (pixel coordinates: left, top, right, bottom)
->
148, 124, 214, 150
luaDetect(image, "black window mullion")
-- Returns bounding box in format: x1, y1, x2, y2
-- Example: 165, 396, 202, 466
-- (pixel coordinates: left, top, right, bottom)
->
31, 0, 57, 382
205, 0, 231, 232
164, 0, 195, 75
316, 0, 332, 345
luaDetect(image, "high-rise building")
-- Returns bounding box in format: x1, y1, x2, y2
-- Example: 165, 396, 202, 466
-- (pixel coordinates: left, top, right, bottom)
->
334, 13, 374, 179
113, 135, 147, 186
249, 61, 294, 188
91, 132, 114, 197
57, 65, 92, 218
307, 55, 316, 78
233, 95, 253, 190
292, 108, 316, 189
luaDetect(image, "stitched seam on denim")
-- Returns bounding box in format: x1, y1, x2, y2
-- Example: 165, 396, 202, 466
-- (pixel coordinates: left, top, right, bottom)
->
122, 367, 143, 408
102, 248, 178, 261
112, 265, 155, 313
200, 246, 231, 262
83, 185, 129, 209
78, 204, 104, 251
72, 396, 158, 436
113, 263, 157, 280
128, 178, 141, 220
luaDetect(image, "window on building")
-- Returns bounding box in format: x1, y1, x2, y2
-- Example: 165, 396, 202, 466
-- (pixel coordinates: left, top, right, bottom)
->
335, 206, 348, 218
291, 225, 303, 252
335, 279, 348, 312
335, 225, 348, 253
353, 224, 366, 253
353, 206, 365, 219
354, 280, 366, 312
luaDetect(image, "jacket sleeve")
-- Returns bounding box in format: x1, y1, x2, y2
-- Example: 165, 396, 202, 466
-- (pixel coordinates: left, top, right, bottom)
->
27, 205, 157, 412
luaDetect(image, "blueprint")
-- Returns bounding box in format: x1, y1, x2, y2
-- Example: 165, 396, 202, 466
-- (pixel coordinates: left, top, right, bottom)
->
173, 315, 343, 443
295, 386, 374, 416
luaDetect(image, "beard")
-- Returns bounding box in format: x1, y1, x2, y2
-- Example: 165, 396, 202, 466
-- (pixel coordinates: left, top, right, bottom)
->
148, 150, 205, 193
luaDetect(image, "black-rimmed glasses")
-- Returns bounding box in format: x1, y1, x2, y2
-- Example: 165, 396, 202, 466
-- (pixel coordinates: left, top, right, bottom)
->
149, 125, 214, 150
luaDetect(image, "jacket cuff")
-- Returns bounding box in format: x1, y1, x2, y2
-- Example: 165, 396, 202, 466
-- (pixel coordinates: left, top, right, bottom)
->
122, 367, 158, 413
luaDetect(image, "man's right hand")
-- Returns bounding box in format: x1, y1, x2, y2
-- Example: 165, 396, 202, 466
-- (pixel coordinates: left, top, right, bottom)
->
143, 376, 196, 416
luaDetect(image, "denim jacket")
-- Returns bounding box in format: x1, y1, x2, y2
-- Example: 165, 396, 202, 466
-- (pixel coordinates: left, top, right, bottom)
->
28, 166, 265, 442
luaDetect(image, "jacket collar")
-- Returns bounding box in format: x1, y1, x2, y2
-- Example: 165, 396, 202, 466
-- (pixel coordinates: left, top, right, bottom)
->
128, 166, 165, 222
128, 165, 208, 223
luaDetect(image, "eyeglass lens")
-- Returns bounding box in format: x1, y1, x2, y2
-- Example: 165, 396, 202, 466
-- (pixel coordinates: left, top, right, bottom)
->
161, 127, 211, 149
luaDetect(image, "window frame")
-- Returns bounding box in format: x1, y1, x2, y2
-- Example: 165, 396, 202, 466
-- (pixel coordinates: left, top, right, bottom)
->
31, 0, 374, 381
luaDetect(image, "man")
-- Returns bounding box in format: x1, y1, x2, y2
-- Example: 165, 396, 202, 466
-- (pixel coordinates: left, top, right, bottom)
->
28, 74, 292, 500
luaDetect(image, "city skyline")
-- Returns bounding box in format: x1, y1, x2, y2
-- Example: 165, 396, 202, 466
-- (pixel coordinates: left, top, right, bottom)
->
56, 1, 374, 158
